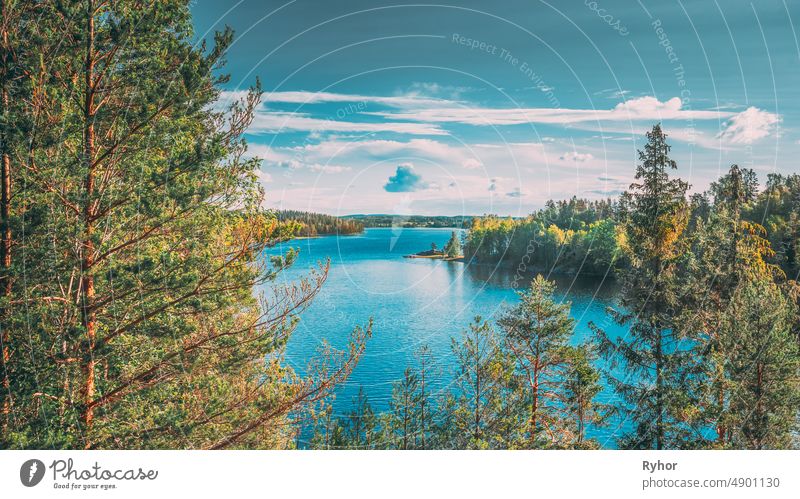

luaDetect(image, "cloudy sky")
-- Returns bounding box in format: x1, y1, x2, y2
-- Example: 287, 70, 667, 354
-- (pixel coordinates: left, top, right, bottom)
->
192, 0, 799, 216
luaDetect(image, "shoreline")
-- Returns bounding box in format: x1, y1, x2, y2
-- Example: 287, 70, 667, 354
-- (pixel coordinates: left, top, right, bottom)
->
403, 254, 464, 262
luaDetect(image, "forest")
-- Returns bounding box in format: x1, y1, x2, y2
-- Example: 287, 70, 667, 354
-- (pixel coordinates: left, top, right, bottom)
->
0, 1, 797, 451
342, 214, 473, 228
463, 175, 800, 280
277, 210, 364, 237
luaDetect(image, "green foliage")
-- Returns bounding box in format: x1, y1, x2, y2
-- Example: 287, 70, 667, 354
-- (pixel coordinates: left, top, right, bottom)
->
0, 0, 368, 450
444, 231, 462, 258
498, 275, 576, 448
722, 278, 800, 449
744, 173, 800, 279
276, 210, 364, 236
463, 198, 622, 275
592, 124, 693, 450
448, 317, 518, 449
563, 344, 609, 449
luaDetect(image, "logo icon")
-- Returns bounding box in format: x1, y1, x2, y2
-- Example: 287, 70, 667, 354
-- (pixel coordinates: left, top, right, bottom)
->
20, 459, 45, 487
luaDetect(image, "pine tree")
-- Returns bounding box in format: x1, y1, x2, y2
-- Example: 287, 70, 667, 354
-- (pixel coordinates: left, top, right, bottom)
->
1, 0, 369, 449
448, 316, 516, 449
592, 124, 691, 449
385, 367, 423, 449
415, 345, 434, 449
497, 275, 574, 448
563, 344, 607, 448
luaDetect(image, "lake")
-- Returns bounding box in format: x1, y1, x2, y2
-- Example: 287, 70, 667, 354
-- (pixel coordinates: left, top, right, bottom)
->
265, 227, 629, 446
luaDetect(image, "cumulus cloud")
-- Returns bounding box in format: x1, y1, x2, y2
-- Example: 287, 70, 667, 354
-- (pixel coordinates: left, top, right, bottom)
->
384, 164, 429, 192
506, 187, 525, 198
559, 151, 594, 162
717, 107, 780, 144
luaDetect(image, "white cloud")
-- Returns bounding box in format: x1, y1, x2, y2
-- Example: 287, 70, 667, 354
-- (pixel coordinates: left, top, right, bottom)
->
559, 151, 594, 162
308, 164, 352, 174
260, 90, 459, 108
256, 170, 272, 183
365, 96, 730, 126
462, 158, 483, 169
717, 107, 780, 144
249, 111, 447, 136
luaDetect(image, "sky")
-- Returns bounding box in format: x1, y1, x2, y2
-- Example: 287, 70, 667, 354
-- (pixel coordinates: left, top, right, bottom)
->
191, 0, 800, 216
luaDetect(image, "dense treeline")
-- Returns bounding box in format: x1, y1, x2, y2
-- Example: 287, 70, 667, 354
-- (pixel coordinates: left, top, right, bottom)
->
277, 210, 364, 236
464, 177, 800, 282
463, 198, 621, 275
0, 0, 367, 449
343, 214, 473, 228
313, 125, 800, 450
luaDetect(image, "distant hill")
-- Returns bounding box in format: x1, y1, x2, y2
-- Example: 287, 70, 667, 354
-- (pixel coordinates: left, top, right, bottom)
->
276, 210, 364, 236
342, 214, 473, 228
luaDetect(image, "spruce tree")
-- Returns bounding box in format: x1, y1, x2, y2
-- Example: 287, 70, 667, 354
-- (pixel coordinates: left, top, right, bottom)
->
722, 278, 800, 449
679, 165, 779, 447
592, 124, 691, 449
563, 344, 607, 448
385, 367, 423, 449
444, 231, 462, 258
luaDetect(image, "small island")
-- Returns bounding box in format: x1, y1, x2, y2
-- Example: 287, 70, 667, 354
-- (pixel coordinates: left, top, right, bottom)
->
404, 231, 464, 261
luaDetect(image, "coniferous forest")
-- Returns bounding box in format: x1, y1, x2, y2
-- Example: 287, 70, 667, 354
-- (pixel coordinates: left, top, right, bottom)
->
277, 210, 364, 237
0, 2, 798, 451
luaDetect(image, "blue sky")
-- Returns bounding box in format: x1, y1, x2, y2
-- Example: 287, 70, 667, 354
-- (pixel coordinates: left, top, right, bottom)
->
192, 0, 800, 216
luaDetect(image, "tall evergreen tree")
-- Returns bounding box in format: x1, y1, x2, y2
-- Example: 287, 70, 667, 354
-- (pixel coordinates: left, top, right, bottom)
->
1, 0, 368, 449
384, 367, 423, 449
444, 231, 462, 258
497, 275, 574, 448
448, 316, 516, 449
679, 165, 779, 446
592, 124, 691, 449
722, 278, 800, 449
563, 344, 607, 449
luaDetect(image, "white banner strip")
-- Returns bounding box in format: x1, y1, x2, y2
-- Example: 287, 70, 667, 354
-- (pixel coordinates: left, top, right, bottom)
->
1, 450, 798, 498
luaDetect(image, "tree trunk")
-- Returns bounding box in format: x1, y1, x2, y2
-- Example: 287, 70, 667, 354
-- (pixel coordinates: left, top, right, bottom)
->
530, 368, 539, 445
715, 359, 725, 445
655, 327, 664, 450
80, 0, 97, 447
0, 15, 12, 431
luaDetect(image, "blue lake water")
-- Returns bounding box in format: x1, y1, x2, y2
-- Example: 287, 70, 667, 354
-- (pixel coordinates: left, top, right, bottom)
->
265, 227, 629, 447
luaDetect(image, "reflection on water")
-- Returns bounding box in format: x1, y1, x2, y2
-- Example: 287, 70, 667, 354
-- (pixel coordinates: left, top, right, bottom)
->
263, 228, 628, 447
